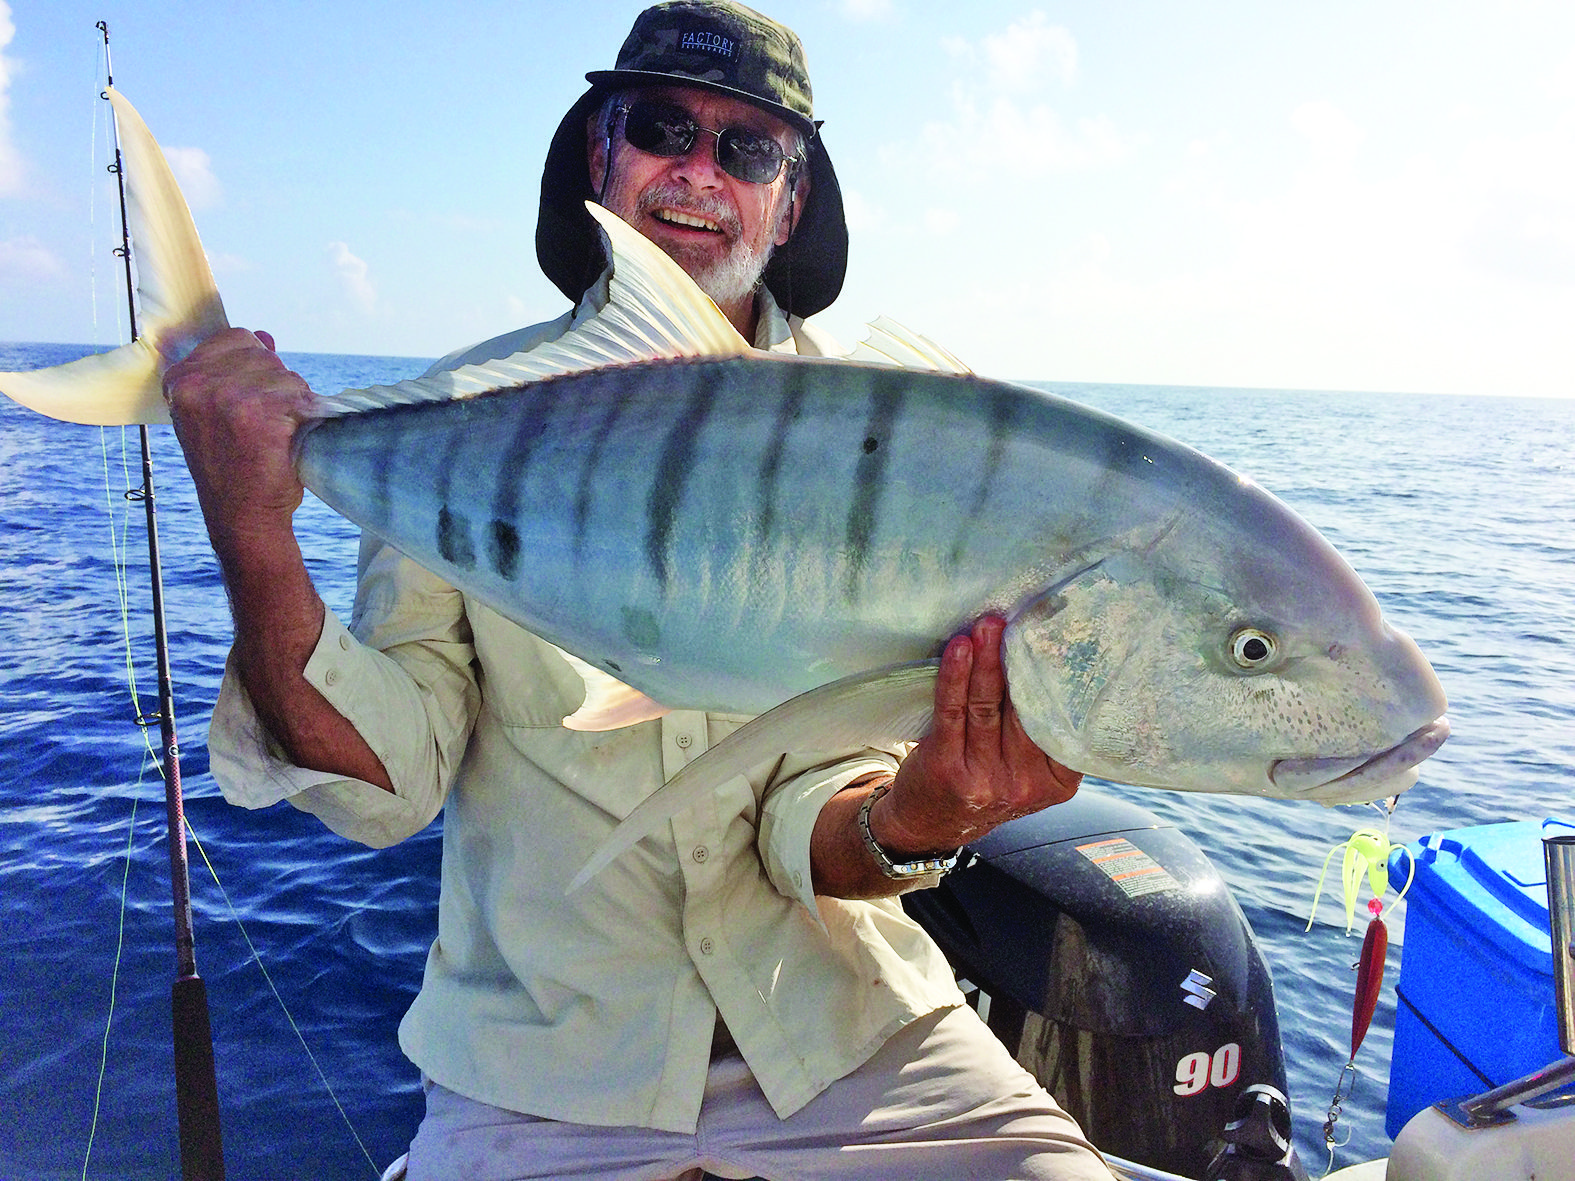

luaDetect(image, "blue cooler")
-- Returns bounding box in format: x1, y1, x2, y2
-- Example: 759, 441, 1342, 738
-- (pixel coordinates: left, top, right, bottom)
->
1384, 817, 1574, 1137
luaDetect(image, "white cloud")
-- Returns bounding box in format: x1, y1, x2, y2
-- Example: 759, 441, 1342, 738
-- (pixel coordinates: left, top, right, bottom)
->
161, 145, 223, 210
907, 90, 1128, 184
982, 11, 1077, 93
327, 241, 376, 313
0, 234, 61, 281
923, 207, 959, 235
0, 1, 23, 197
840, 0, 894, 20
840, 187, 886, 233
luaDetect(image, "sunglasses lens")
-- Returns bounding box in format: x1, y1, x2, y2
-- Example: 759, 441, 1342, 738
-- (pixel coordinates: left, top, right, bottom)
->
621, 102, 789, 184
716, 130, 786, 184
622, 103, 695, 156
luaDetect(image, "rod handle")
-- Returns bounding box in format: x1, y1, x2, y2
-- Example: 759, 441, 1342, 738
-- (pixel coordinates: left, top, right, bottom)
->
173, 974, 225, 1180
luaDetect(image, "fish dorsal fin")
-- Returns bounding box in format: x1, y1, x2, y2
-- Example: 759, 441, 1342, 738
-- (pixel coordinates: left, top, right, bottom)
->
315, 203, 751, 417
567, 661, 941, 892
0, 88, 229, 425
846, 316, 972, 374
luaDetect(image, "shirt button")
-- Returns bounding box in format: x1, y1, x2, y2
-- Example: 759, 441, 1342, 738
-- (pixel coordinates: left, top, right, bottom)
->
338, 633, 352, 651
692, 845, 709, 864
324, 667, 340, 686
699, 937, 715, 956
676, 733, 693, 749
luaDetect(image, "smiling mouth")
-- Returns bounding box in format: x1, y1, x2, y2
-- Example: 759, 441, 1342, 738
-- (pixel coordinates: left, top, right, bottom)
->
653, 209, 723, 232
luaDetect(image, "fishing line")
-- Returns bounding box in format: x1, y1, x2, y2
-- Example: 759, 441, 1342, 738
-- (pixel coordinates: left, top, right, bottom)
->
181, 823, 385, 1177
93, 418, 380, 1175
80, 757, 146, 1181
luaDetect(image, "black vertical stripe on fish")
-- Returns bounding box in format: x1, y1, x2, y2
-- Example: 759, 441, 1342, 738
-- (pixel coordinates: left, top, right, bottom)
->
488, 520, 521, 579
949, 380, 1018, 568
573, 376, 636, 564
437, 504, 477, 569
489, 384, 559, 579
349, 406, 412, 534
844, 370, 906, 601
646, 361, 720, 591
754, 363, 811, 551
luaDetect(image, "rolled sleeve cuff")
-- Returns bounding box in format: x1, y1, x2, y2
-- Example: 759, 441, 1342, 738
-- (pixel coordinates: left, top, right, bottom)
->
758, 753, 900, 918
205, 611, 443, 848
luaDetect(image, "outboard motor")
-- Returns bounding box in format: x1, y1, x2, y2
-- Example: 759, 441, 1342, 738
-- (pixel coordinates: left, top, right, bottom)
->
903, 789, 1306, 1180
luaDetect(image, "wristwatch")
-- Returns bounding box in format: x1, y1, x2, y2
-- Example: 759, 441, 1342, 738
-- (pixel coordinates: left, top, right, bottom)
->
857, 783, 961, 880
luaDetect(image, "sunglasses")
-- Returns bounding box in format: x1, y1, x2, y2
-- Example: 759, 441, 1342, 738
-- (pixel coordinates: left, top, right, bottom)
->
616, 100, 802, 185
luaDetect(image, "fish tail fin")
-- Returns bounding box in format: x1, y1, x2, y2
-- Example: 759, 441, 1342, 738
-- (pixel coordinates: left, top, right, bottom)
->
0, 87, 228, 426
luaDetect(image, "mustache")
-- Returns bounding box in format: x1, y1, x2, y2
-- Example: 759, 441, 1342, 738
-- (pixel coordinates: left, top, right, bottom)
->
635, 182, 743, 237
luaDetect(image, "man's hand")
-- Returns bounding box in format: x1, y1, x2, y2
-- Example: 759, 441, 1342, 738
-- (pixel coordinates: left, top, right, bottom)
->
163, 328, 315, 559
873, 615, 1081, 855
810, 616, 1081, 898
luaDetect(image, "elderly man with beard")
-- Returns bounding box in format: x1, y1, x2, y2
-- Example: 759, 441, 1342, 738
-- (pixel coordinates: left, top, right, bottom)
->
163, 3, 1114, 1179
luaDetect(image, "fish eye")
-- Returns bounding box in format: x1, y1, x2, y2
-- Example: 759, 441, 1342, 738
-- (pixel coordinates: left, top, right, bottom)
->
1230, 627, 1278, 670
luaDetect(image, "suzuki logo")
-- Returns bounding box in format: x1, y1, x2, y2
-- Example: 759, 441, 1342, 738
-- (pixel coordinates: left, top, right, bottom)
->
1181, 968, 1216, 1010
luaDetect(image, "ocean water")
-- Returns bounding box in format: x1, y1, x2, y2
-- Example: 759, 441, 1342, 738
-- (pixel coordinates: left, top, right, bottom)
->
0, 340, 1571, 1180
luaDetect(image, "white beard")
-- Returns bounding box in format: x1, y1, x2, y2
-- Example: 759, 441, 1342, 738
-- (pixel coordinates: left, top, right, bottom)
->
626, 180, 778, 312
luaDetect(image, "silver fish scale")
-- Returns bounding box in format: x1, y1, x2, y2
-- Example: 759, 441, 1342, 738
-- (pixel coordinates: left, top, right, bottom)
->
296, 353, 1271, 716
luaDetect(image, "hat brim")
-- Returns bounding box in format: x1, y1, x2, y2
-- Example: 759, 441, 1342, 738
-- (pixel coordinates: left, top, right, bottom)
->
536, 83, 847, 319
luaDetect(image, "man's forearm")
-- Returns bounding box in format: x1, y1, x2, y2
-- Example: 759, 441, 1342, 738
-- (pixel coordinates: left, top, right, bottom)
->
216, 521, 394, 793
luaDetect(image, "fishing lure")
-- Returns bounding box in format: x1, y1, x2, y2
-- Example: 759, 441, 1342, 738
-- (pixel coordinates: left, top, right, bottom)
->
1307, 811, 1416, 1174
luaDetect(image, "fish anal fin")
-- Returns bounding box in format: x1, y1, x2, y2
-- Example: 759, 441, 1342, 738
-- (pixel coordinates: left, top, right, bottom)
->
566, 661, 941, 892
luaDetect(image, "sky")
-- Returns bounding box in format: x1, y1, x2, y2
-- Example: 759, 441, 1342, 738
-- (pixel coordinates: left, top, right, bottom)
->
1, 0, 1573, 396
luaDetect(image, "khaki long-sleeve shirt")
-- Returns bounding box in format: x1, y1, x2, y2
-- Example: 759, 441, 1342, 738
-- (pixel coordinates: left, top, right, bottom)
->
204, 286, 965, 1133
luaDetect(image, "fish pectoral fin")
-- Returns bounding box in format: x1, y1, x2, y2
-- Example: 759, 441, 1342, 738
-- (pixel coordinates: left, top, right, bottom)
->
847, 317, 972, 374
565, 661, 943, 893
1, 88, 227, 426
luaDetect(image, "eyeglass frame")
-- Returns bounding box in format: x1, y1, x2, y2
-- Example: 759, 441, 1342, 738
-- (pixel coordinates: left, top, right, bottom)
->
611, 98, 805, 186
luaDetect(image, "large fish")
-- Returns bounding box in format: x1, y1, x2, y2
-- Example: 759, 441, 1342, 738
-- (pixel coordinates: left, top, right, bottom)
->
3, 91, 1448, 879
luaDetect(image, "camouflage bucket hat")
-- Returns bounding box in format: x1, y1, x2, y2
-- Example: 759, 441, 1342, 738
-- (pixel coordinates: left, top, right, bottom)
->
536, 0, 848, 317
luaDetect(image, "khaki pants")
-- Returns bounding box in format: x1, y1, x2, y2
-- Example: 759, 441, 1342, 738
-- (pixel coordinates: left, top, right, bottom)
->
405, 1005, 1113, 1181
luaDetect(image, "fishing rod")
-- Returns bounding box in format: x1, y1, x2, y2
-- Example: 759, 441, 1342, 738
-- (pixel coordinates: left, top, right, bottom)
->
97, 20, 225, 1180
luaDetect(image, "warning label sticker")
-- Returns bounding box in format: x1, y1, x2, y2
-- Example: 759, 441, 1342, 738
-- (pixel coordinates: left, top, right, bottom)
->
1075, 838, 1181, 897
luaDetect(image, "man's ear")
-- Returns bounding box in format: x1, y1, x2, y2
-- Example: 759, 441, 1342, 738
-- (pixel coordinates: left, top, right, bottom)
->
774, 170, 811, 247
587, 113, 608, 199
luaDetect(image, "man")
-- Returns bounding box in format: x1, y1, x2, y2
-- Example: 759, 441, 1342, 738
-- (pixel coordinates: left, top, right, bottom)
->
166, 3, 1114, 1178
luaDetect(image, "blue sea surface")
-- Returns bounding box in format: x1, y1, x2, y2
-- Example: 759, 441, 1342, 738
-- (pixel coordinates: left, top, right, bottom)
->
1, 341, 1571, 1179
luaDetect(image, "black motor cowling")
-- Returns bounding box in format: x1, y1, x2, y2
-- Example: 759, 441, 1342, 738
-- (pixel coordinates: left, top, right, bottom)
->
903, 789, 1302, 1180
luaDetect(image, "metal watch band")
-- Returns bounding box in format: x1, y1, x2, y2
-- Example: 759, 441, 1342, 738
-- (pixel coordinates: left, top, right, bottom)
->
857, 783, 960, 880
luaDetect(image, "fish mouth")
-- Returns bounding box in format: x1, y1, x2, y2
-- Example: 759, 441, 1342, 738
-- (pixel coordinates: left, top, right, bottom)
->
1269, 716, 1451, 800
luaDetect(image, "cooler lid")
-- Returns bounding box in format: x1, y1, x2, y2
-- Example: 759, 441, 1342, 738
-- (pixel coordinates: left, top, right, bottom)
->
1395, 817, 1575, 972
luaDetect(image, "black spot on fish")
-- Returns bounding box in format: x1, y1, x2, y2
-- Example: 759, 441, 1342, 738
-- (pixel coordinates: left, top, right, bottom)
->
437, 505, 476, 569
844, 371, 905, 600
489, 519, 520, 579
